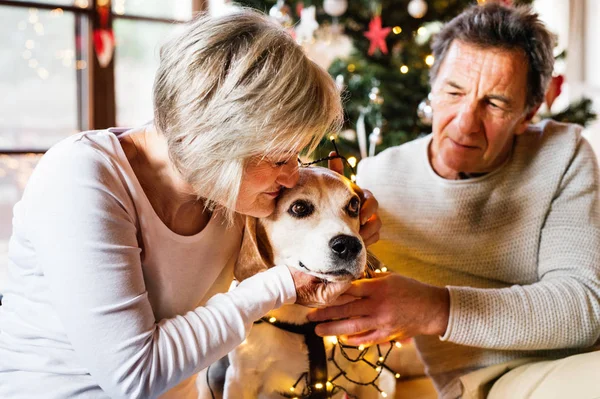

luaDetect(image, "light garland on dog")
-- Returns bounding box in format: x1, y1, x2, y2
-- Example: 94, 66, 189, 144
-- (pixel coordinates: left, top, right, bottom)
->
277, 333, 402, 398
275, 254, 401, 399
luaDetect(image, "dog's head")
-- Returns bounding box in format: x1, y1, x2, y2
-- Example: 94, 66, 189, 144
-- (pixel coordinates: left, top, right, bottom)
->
235, 167, 366, 283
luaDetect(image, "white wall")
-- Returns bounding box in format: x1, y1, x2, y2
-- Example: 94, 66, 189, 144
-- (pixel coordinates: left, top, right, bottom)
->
584, 0, 600, 90
581, 0, 600, 141
534, 0, 600, 139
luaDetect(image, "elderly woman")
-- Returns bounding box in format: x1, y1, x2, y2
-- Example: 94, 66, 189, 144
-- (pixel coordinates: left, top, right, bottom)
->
0, 10, 379, 399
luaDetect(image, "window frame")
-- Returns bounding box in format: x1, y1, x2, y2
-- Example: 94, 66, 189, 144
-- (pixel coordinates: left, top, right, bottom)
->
0, 0, 205, 154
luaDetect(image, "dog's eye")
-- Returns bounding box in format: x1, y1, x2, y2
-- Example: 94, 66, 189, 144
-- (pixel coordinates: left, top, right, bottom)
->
288, 200, 314, 218
347, 197, 360, 217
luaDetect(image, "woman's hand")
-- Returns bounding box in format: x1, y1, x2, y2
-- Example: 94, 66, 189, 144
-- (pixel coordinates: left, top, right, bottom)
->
328, 151, 381, 246
287, 267, 354, 308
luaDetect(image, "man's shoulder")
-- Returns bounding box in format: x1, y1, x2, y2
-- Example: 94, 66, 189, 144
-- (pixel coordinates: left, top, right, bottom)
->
358, 134, 430, 179
522, 119, 583, 151
515, 120, 596, 184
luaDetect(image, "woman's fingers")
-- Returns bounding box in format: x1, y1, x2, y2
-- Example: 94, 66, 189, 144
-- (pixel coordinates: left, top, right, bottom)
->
327, 151, 344, 175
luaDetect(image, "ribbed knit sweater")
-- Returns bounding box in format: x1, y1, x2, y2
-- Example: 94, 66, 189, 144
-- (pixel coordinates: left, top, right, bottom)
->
357, 120, 600, 398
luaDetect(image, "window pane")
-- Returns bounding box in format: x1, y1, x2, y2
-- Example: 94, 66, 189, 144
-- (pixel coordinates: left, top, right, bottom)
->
113, 0, 192, 21
114, 20, 185, 127
0, 6, 83, 151
0, 154, 42, 291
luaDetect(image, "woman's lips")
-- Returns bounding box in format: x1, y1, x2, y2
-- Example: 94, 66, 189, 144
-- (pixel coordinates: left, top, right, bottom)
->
264, 189, 281, 198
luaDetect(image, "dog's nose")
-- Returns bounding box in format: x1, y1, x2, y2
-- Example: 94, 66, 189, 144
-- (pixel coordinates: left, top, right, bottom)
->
329, 235, 363, 261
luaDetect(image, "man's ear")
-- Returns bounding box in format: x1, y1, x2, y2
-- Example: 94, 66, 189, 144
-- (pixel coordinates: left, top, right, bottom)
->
516, 104, 541, 136
234, 216, 274, 282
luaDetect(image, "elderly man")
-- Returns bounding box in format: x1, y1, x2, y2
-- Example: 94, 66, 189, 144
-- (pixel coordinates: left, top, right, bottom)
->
310, 3, 600, 399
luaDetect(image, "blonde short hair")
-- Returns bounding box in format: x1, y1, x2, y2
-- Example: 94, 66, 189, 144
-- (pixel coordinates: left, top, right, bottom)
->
153, 9, 343, 222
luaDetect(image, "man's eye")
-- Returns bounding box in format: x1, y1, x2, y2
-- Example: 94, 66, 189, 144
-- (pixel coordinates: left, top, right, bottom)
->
288, 200, 314, 218
487, 100, 502, 109
347, 197, 360, 216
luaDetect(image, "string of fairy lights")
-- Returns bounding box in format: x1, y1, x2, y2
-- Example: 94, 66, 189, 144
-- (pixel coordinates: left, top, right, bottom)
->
274, 337, 403, 398
262, 254, 401, 399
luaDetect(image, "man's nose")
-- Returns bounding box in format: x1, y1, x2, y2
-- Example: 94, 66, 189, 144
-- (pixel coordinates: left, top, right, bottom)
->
457, 101, 482, 135
276, 162, 299, 188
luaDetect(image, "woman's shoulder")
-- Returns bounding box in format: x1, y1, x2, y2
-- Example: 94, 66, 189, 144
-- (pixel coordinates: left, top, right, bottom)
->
24, 130, 136, 209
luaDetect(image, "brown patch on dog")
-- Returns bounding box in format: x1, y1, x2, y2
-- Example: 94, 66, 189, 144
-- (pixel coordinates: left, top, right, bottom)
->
234, 216, 274, 282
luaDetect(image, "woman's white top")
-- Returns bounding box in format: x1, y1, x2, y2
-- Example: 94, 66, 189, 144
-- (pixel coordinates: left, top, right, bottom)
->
0, 129, 296, 398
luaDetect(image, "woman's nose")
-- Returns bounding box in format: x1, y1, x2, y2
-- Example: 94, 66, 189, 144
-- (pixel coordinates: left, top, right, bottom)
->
276, 162, 299, 188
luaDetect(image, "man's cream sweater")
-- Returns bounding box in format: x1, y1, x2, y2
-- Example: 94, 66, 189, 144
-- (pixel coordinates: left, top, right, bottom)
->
357, 120, 600, 397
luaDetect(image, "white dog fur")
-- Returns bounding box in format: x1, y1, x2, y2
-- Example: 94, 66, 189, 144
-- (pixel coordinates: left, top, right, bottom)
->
225, 167, 396, 399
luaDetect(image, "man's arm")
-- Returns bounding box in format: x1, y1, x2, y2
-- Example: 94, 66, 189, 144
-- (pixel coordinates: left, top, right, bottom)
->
440, 137, 600, 350
309, 136, 600, 350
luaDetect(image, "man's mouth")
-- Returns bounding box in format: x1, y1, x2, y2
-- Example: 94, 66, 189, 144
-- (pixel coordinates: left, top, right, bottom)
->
449, 137, 478, 149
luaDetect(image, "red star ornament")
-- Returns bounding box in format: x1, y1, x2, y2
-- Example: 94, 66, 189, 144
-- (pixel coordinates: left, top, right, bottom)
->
364, 16, 391, 56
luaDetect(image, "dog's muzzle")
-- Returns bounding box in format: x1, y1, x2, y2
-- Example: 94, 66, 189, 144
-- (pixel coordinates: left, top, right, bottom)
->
329, 234, 363, 261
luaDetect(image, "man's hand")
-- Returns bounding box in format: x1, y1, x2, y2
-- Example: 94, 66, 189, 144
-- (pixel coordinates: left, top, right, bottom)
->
306, 273, 450, 346
328, 151, 381, 246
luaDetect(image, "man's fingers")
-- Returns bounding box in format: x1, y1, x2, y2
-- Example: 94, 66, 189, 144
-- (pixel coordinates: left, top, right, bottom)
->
359, 189, 378, 225
341, 329, 393, 346
363, 232, 380, 247
327, 151, 344, 175
359, 216, 381, 245
342, 275, 388, 297
308, 297, 372, 322
329, 293, 360, 307
314, 317, 373, 337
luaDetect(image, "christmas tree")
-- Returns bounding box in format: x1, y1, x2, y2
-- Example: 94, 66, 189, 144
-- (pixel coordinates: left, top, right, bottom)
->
238, 0, 597, 160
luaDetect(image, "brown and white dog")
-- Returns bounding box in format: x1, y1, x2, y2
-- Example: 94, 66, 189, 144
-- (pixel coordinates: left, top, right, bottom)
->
225, 167, 396, 399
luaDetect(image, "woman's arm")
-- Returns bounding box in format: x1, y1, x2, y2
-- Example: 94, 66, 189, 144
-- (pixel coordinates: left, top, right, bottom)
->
25, 141, 296, 399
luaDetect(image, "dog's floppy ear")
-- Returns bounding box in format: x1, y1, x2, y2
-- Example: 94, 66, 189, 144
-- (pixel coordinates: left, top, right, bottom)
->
234, 216, 274, 282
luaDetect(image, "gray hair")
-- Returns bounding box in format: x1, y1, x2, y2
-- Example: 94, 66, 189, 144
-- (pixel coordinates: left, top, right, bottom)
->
429, 3, 555, 111
153, 9, 343, 222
